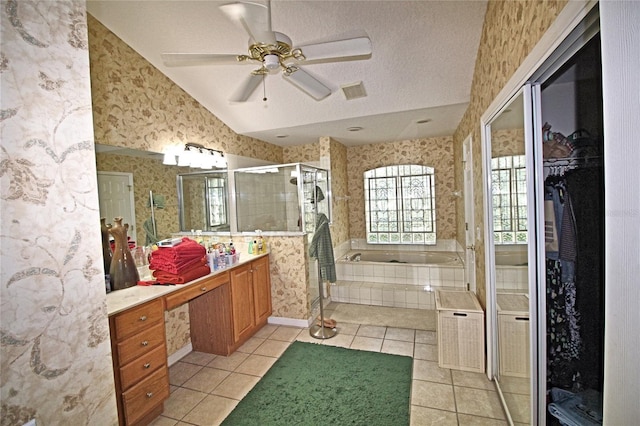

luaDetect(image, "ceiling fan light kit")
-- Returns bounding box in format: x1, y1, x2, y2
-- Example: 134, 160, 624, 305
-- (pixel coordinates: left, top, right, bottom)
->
161, 1, 372, 103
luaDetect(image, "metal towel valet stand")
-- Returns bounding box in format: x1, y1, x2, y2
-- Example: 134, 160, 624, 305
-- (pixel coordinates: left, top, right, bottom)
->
309, 259, 336, 339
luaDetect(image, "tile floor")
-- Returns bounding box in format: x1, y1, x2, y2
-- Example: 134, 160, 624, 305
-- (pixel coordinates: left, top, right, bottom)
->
150, 303, 511, 426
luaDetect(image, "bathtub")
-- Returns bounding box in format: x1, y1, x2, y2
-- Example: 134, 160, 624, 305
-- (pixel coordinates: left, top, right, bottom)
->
344, 250, 462, 266
495, 250, 528, 266
334, 249, 466, 310
494, 249, 528, 292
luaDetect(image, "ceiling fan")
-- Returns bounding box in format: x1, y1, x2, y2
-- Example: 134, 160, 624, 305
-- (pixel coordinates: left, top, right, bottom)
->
161, 1, 372, 102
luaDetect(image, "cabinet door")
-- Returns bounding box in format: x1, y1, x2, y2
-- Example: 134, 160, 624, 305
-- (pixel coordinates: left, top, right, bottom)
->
252, 256, 272, 324
230, 263, 255, 343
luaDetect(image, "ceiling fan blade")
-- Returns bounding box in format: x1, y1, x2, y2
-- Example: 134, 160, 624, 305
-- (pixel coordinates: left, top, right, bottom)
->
297, 36, 372, 63
229, 73, 263, 102
161, 53, 242, 67
283, 67, 331, 101
219, 2, 277, 45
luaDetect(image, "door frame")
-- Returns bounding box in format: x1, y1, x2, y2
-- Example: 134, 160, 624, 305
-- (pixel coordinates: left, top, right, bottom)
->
97, 171, 137, 243
462, 134, 476, 293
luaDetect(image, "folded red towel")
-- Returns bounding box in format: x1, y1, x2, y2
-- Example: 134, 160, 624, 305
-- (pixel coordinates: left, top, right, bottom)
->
149, 255, 206, 275
152, 264, 211, 284
151, 238, 205, 262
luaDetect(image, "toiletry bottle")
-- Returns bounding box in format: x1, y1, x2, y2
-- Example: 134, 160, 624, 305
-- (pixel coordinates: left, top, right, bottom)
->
252, 240, 257, 254
248, 240, 253, 254
229, 242, 236, 254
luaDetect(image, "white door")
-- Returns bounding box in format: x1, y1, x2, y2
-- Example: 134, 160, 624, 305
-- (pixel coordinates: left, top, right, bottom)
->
463, 135, 476, 292
97, 172, 137, 243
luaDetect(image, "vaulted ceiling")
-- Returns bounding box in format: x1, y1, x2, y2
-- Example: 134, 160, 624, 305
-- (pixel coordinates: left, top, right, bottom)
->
87, 1, 487, 146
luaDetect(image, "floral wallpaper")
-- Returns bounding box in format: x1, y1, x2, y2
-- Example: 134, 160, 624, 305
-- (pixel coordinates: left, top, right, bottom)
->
491, 128, 526, 157
324, 137, 350, 247
95, 151, 182, 245
267, 236, 309, 319
347, 137, 457, 242
282, 143, 320, 164
0, 1, 117, 424
452, 0, 568, 305
87, 14, 283, 164
165, 304, 191, 355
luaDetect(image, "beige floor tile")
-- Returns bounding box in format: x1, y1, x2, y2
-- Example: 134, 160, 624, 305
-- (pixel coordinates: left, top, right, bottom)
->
356, 324, 387, 338
334, 322, 359, 335
212, 372, 260, 400
181, 394, 238, 426
413, 359, 452, 384
385, 327, 416, 342
320, 332, 354, 348
414, 343, 438, 361
269, 326, 304, 342
457, 413, 508, 425
381, 339, 414, 357
410, 405, 457, 426
207, 351, 249, 371
253, 339, 291, 357
415, 330, 437, 345
169, 362, 203, 386
236, 336, 265, 354
149, 415, 178, 426
350, 335, 383, 352
452, 370, 496, 391
180, 351, 217, 366
295, 329, 316, 343
181, 367, 231, 393
411, 380, 456, 411
234, 354, 277, 376
162, 387, 207, 420
454, 386, 507, 420
252, 324, 278, 339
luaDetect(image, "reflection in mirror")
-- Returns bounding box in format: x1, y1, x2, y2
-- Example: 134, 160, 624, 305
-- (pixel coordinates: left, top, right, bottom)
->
488, 92, 532, 423
177, 171, 230, 232
95, 144, 182, 246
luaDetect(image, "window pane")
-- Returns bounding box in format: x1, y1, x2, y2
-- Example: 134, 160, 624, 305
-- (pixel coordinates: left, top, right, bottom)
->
364, 165, 436, 244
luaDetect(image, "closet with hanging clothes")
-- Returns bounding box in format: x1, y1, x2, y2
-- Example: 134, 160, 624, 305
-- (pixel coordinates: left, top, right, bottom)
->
540, 32, 605, 425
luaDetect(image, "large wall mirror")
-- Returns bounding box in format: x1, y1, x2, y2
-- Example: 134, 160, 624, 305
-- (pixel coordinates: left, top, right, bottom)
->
485, 90, 533, 425
95, 144, 269, 245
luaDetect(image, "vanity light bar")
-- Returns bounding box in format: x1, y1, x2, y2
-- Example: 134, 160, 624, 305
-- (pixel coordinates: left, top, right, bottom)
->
163, 143, 227, 169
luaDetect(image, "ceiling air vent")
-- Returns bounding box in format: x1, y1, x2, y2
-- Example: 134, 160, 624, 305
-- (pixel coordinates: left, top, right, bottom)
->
341, 82, 367, 100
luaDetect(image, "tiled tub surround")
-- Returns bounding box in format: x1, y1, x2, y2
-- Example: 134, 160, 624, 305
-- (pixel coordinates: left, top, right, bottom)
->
333, 249, 466, 310
495, 247, 528, 293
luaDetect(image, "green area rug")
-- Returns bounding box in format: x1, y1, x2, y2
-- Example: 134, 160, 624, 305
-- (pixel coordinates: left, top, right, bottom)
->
222, 341, 413, 425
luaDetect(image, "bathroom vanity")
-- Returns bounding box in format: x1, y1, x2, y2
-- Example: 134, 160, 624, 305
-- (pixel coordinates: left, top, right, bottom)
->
107, 253, 271, 425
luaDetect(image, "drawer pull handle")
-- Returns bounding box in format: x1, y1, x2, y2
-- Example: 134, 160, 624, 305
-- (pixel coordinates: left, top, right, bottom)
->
141, 341, 149, 346
453, 312, 467, 317
146, 392, 153, 398
144, 363, 151, 369
515, 317, 529, 321
139, 315, 147, 321
200, 287, 207, 291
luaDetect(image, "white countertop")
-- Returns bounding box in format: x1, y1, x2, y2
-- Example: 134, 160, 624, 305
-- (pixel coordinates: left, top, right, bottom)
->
106, 252, 268, 316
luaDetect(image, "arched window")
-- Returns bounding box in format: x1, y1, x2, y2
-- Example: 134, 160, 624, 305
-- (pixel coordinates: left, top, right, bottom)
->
491, 155, 527, 244
364, 165, 436, 244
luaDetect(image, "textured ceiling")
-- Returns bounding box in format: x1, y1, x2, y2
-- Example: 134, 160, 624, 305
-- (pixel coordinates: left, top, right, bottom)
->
87, 1, 487, 147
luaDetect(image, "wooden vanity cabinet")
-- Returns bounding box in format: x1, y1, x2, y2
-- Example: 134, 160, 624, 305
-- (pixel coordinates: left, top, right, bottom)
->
109, 298, 169, 426
190, 255, 272, 355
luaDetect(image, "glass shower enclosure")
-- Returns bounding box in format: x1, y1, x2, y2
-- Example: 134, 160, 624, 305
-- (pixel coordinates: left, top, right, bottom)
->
233, 163, 331, 316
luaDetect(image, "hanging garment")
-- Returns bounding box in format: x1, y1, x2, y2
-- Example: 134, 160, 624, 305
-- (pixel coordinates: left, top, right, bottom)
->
309, 213, 336, 283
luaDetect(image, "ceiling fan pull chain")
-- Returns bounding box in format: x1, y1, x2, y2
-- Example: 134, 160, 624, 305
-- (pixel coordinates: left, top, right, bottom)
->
262, 74, 267, 102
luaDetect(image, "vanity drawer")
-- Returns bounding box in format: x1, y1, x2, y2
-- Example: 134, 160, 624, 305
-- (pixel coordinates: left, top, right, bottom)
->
119, 344, 167, 391
114, 298, 164, 340
117, 322, 165, 366
122, 367, 169, 425
165, 272, 229, 310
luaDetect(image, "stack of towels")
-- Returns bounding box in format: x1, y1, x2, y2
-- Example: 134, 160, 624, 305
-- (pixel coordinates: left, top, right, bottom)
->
149, 237, 210, 284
